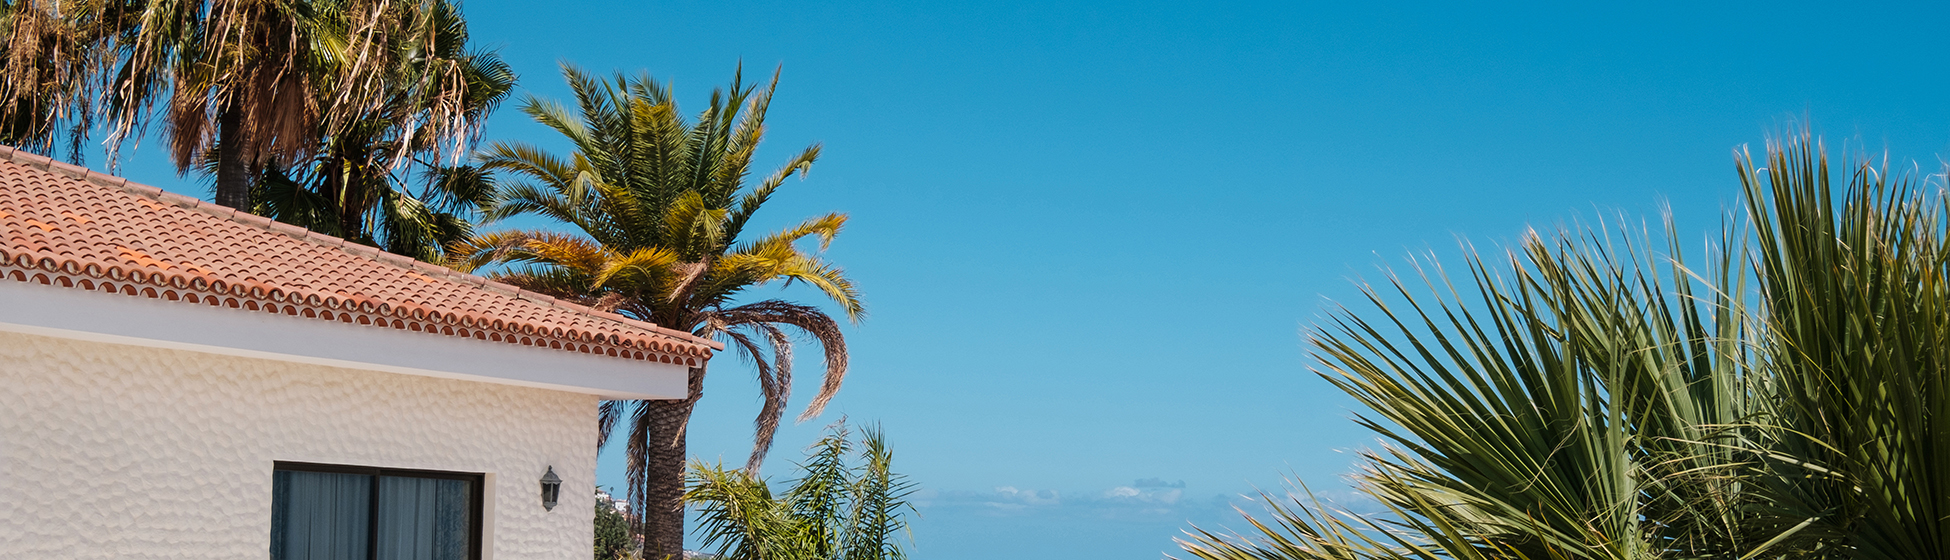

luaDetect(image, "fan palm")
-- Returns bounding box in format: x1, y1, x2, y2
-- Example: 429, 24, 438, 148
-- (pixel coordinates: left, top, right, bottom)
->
1736, 133, 1950, 560
93, 0, 498, 209
1180, 179, 1769, 559
1178, 132, 1950, 560
687, 422, 915, 560
450, 64, 862, 560
1291, 222, 1754, 560
0, 0, 101, 161
246, 0, 512, 261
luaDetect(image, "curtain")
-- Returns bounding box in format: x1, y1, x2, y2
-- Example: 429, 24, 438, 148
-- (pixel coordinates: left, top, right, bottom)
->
375, 476, 473, 560
272, 471, 372, 560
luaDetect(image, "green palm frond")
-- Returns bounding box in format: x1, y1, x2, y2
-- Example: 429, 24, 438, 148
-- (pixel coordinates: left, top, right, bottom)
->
1183, 132, 1950, 560
663, 189, 730, 257
1176, 479, 1435, 560
480, 141, 582, 194
686, 423, 914, 560
419, 164, 498, 215
592, 246, 684, 294
137, 0, 517, 261
688, 462, 797, 560
1189, 201, 1757, 560
725, 144, 822, 244
841, 425, 916, 560
445, 229, 602, 273
1736, 132, 1950, 560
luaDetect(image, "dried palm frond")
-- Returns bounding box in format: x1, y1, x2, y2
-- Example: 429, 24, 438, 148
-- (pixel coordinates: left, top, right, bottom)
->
0, 0, 103, 161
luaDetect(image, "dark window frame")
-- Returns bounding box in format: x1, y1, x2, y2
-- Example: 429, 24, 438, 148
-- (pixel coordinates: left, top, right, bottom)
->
273, 461, 486, 560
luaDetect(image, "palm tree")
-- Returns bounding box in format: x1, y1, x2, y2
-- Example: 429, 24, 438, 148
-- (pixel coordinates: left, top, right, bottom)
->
0, 0, 101, 162
450, 64, 862, 560
94, 0, 497, 210
1176, 132, 1950, 560
1257, 221, 1756, 560
248, 0, 513, 261
1736, 134, 1950, 560
687, 423, 915, 560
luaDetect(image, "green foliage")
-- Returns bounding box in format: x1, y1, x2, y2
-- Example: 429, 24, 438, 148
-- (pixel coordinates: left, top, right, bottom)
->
596, 491, 635, 560
1177, 131, 1950, 560
1, 0, 514, 211
687, 423, 915, 560
1736, 134, 1950, 559
221, 0, 513, 262
0, 0, 101, 161
88, 0, 509, 170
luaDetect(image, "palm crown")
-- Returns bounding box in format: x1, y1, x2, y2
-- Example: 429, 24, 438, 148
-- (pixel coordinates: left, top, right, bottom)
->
450, 64, 863, 556
249, 0, 514, 262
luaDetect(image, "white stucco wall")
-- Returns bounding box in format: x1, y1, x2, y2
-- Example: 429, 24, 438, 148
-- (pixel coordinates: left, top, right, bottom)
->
0, 330, 599, 559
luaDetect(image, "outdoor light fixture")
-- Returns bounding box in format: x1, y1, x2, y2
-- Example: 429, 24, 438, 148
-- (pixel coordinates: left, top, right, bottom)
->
540, 466, 562, 511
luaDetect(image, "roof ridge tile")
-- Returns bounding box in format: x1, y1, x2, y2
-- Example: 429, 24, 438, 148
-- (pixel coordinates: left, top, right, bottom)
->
409, 259, 455, 278
479, 279, 523, 296
230, 212, 275, 229
7, 148, 51, 170
45, 158, 90, 179
86, 175, 130, 190
267, 221, 309, 238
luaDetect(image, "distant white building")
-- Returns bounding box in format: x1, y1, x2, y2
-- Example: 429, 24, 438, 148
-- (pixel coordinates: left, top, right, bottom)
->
595, 490, 630, 514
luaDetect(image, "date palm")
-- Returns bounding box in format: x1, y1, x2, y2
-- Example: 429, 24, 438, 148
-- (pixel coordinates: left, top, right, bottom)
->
450, 64, 861, 560
248, 0, 513, 261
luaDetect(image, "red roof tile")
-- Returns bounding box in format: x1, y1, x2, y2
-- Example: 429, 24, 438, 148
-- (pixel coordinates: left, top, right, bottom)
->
0, 147, 719, 366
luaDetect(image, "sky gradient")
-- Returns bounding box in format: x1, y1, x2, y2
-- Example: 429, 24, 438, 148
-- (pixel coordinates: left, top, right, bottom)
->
99, 1, 1950, 558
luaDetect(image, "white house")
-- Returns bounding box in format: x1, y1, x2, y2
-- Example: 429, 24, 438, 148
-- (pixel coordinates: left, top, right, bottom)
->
0, 147, 717, 559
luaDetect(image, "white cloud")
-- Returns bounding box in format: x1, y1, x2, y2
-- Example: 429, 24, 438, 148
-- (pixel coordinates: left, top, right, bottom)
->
914, 478, 1232, 519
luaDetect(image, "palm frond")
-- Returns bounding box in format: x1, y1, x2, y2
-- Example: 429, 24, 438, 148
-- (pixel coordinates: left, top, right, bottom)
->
1185, 131, 1950, 560
716, 300, 850, 423
685, 422, 914, 560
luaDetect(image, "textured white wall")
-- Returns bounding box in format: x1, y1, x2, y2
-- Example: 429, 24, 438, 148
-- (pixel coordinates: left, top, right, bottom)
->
0, 330, 599, 560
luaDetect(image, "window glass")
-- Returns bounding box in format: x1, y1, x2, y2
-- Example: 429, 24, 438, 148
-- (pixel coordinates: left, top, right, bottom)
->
376, 476, 474, 560
271, 471, 372, 560
271, 465, 479, 560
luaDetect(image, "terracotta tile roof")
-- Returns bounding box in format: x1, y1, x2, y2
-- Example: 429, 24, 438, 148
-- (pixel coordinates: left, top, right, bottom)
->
0, 147, 719, 366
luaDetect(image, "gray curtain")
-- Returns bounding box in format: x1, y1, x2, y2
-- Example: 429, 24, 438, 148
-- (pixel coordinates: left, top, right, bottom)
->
272, 471, 372, 560
375, 476, 473, 560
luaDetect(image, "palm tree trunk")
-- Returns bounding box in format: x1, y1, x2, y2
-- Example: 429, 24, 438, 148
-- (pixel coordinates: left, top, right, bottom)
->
214, 106, 251, 210
636, 367, 704, 560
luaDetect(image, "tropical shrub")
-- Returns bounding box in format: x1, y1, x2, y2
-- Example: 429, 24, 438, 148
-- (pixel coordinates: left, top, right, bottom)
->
1177, 131, 1950, 560
687, 423, 915, 560
597, 491, 635, 560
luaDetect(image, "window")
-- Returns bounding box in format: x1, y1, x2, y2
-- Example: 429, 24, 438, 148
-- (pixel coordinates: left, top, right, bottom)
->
271, 462, 484, 560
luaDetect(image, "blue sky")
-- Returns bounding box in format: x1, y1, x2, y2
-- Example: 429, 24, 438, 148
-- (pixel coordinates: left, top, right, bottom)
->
101, 1, 1950, 558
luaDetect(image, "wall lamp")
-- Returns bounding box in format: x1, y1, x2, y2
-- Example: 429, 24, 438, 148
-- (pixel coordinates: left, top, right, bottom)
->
540, 466, 562, 511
